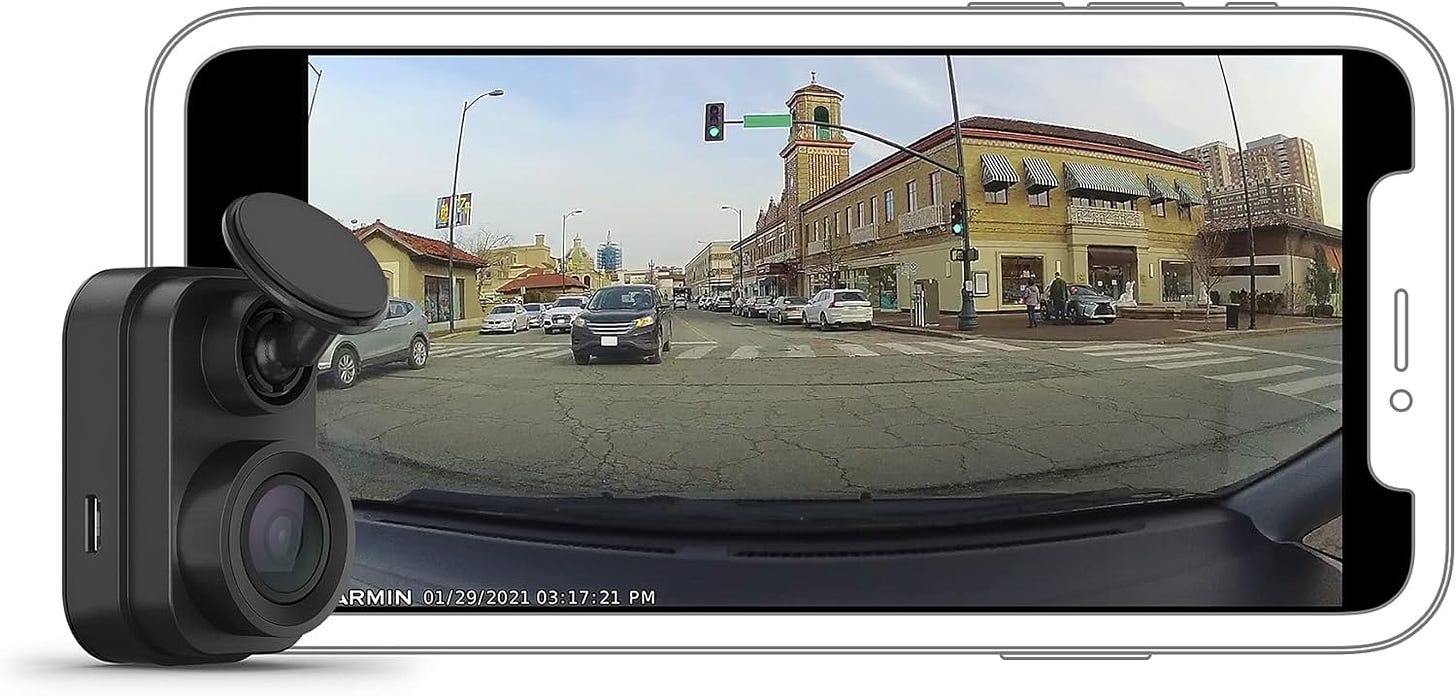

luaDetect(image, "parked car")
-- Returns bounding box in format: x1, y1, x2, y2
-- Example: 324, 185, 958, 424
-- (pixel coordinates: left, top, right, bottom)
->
744, 296, 774, 318
318, 297, 429, 389
713, 295, 734, 312
570, 284, 673, 365
673, 296, 689, 310
522, 302, 546, 328
802, 288, 874, 330
541, 295, 588, 334
1053, 284, 1119, 324
481, 303, 530, 334
766, 296, 808, 324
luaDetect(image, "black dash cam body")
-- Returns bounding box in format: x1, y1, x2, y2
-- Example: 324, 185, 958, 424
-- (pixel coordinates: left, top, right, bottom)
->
63, 194, 385, 664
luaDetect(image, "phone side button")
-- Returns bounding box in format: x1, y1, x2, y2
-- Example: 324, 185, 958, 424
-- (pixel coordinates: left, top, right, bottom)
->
1394, 289, 1409, 372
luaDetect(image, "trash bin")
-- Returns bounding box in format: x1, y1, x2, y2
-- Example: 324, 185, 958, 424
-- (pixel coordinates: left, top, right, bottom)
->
1224, 303, 1240, 330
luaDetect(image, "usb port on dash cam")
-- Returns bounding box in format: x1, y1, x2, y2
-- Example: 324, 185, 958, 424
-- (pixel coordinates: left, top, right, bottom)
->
84, 495, 100, 553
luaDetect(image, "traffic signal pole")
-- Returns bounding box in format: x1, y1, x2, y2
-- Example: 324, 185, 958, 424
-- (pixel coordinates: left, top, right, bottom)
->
946, 56, 978, 330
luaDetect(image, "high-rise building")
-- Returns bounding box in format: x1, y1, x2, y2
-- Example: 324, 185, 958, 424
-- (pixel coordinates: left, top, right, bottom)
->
596, 230, 623, 274
1182, 134, 1324, 225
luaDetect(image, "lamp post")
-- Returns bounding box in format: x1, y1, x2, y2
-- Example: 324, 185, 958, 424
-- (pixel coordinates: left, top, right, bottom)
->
721, 205, 742, 299
561, 209, 583, 295
447, 88, 505, 332
1217, 56, 1258, 329
946, 57, 979, 331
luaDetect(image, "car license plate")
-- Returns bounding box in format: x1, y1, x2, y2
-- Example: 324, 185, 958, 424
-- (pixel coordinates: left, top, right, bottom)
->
601, 336, 618, 346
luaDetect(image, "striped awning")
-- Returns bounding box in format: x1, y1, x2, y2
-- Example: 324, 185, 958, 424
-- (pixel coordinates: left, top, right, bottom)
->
1063, 161, 1148, 200
1175, 179, 1205, 206
1146, 174, 1177, 202
980, 153, 1019, 191
1023, 157, 1059, 193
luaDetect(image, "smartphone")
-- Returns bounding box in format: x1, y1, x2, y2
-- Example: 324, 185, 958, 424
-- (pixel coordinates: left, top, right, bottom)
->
146, 6, 1448, 654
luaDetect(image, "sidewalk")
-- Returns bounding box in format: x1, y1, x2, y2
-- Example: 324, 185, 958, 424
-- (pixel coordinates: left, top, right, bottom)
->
873, 309, 1341, 344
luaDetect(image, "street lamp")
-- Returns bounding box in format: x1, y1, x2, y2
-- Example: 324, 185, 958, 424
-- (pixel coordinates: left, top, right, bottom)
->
561, 209, 584, 295
721, 205, 742, 299
446, 88, 505, 332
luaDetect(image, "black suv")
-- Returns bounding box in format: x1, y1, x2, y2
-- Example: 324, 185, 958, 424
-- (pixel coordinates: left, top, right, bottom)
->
570, 285, 673, 364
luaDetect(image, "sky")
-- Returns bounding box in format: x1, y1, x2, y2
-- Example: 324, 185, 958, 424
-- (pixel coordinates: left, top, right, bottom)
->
308, 54, 1342, 269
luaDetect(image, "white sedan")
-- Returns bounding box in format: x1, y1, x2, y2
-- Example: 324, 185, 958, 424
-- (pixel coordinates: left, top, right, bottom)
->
802, 288, 874, 331
480, 303, 530, 334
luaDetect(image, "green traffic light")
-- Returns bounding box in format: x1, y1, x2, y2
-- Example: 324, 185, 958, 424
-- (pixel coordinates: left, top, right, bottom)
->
709, 126, 721, 137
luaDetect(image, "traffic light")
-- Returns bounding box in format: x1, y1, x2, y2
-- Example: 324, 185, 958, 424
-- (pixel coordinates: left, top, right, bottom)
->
950, 199, 968, 236
704, 102, 725, 142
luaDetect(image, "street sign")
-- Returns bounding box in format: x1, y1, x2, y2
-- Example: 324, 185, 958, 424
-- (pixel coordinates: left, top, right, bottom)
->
951, 248, 965, 262
435, 193, 472, 229
743, 113, 792, 129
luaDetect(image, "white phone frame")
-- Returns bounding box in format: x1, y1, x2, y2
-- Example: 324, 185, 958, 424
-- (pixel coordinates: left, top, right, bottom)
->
146, 5, 1451, 654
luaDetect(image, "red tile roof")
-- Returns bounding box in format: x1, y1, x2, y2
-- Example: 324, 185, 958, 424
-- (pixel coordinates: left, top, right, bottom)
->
354, 221, 487, 267
496, 267, 589, 293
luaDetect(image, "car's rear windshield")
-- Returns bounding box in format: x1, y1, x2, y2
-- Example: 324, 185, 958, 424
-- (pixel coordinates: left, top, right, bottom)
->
554, 298, 584, 308
524, 304, 542, 311
833, 291, 868, 302
783, 297, 807, 304
490, 306, 516, 314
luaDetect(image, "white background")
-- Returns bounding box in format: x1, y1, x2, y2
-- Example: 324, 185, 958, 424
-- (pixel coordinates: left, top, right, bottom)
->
2, 0, 1451, 693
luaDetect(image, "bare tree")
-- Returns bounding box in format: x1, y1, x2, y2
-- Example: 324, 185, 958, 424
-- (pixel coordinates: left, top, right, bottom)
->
1185, 224, 1232, 320
459, 224, 515, 300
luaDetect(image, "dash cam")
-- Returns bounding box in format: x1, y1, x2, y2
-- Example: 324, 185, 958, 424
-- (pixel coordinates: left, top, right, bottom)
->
63, 193, 385, 664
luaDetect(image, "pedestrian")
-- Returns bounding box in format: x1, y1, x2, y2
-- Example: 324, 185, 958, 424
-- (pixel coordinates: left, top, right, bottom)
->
1049, 271, 1069, 324
1022, 278, 1042, 328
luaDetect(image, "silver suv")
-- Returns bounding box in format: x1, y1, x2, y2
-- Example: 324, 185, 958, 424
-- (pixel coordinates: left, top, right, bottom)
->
318, 297, 430, 388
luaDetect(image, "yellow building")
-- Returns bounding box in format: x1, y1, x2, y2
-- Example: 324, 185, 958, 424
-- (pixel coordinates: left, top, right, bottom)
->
563, 234, 610, 290
353, 221, 484, 332
737, 80, 1206, 314
684, 241, 735, 298
480, 234, 559, 301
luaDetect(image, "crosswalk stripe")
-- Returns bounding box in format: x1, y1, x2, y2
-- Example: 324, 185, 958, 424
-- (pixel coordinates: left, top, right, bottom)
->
1261, 373, 1343, 396
727, 345, 760, 360
917, 341, 983, 354
783, 344, 816, 358
1086, 347, 1201, 358
492, 345, 566, 358
877, 342, 932, 355
967, 339, 1028, 352
534, 348, 573, 360
674, 345, 716, 359
1321, 399, 1343, 412
1194, 342, 1342, 365
1060, 343, 1155, 352
1206, 364, 1313, 383
1148, 356, 1256, 370
834, 344, 879, 357
1115, 350, 1214, 363
438, 345, 512, 358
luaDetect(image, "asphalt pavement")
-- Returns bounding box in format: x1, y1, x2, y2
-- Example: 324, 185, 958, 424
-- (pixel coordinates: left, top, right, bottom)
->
316, 307, 1343, 512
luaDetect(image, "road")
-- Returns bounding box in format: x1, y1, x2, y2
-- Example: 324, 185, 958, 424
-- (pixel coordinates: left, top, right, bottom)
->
316, 308, 1343, 506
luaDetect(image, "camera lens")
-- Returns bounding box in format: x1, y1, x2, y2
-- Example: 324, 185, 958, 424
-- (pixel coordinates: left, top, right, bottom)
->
242, 476, 326, 601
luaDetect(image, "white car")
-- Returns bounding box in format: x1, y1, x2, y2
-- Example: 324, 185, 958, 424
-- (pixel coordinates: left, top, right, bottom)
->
542, 295, 587, 334
481, 303, 529, 334
802, 288, 874, 330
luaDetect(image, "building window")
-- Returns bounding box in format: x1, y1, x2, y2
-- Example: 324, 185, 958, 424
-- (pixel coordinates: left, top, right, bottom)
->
868, 197, 876, 224
1161, 260, 1192, 302
423, 275, 464, 322
813, 105, 831, 140
1000, 256, 1044, 305
1028, 190, 1050, 207
930, 171, 943, 206
984, 188, 1008, 204
1178, 205, 1192, 221
906, 180, 918, 213
846, 207, 853, 232
856, 201, 864, 227
833, 212, 841, 238
885, 190, 895, 220
1151, 200, 1166, 217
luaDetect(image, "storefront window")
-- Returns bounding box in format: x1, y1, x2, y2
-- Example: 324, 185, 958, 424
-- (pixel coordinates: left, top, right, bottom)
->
424, 275, 464, 322
1161, 260, 1192, 301
1000, 256, 1044, 305
849, 266, 899, 310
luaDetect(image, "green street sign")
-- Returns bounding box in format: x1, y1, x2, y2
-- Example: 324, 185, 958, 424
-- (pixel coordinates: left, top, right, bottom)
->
743, 113, 792, 129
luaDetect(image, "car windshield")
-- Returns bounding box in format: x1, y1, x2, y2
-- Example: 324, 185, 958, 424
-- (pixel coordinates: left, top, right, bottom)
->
589, 287, 656, 311
310, 53, 1344, 543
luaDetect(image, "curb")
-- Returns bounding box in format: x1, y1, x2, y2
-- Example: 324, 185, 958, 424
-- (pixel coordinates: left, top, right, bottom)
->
876, 321, 1341, 344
